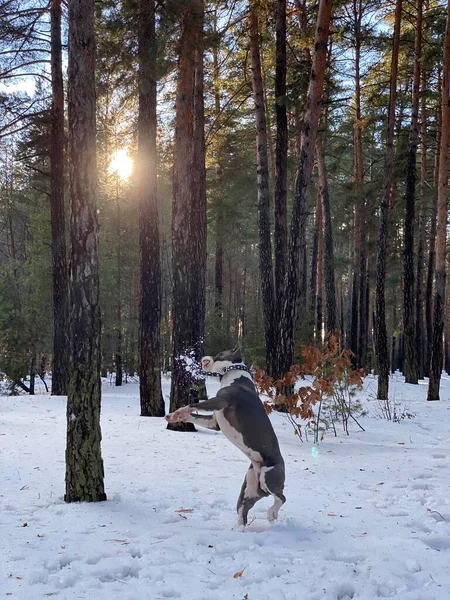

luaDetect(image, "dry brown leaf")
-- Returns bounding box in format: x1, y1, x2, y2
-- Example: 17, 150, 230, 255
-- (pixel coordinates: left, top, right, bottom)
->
22, 522, 28, 527
233, 567, 246, 579
327, 513, 337, 517
377, 482, 384, 486
175, 508, 194, 513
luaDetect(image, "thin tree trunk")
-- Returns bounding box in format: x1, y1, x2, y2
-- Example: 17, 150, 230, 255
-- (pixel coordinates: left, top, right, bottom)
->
29, 341, 36, 396
316, 189, 323, 344
169, 0, 206, 428
425, 71, 441, 376
403, 0, 422, 384
316, 129, 336, 334
374, 0, 402, 400
213, 27, 224, 314
138, 0, 164, 417
310, 202, 319, 336
65, 0, 106, 503
351, 0, 363, 362
428, 0, 450, 400
416, 66, 427, 380
50, 0, 69, 396
249, 0, 276, 373
274, 0, 288, 322
115, 180, 123, 387
277, 0, 332, 377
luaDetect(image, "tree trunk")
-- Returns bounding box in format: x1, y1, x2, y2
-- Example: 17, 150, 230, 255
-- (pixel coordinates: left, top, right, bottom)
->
138, 0, 164, 417
213, 18, 224, 314
316, 189, 323, 344
416, 66, 428, 380
249, 0, 276, 373
274, 0, 288, 321
277, 0, 332, 377
115, 184, 123, 387
169, 0, 206, 429
428, 0, 450, 400
65, 0, 106, 503
403, 0, 422, 384
374, 0, 402, 400
425, 71, 441, 377
310, 201, 319, 337
50, 0, 69, 396
29, 341, 36, 396
350, 0, 364, 363
316, 130, 336, 334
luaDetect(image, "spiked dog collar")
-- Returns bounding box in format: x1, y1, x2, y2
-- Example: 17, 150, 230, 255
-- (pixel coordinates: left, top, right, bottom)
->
201, 364, 251, 380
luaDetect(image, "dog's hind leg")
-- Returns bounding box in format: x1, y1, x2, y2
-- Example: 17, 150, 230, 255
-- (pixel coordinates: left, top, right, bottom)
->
260, 464, 286, 522
236, 464, 268, 526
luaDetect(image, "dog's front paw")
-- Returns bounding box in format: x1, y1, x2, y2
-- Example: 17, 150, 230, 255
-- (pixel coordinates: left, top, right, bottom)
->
165, 407, 191, 423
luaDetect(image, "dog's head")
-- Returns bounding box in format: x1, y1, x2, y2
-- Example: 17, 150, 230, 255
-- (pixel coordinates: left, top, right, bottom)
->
201, 348, 243, 373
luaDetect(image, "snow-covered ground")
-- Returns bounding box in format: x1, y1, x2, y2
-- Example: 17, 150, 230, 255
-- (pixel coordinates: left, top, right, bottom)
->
1, 374, 450, 600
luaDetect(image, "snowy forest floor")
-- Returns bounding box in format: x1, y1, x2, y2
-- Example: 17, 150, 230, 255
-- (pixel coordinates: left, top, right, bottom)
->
1, 374, 450, 600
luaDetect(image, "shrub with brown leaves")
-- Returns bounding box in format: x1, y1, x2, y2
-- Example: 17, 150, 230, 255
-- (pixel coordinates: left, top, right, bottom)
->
254, 333, 365, 441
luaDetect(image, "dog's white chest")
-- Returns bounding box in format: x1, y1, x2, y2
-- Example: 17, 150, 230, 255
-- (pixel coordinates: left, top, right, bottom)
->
215, 410, 263, 464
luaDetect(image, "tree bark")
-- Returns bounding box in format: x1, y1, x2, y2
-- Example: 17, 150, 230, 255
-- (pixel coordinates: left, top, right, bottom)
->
350, 0, 363, 362
277, 0, 332, 377
425, 70, 441, 377
50, 0, 69, 396
428, 0, 450, 400
65, 0, 106, 503
213, 23, 224, 314
169, 0, 206, 429
403, 0, 422, 384
416, 66, 428, 380
274, 0, 288, 320
249, 0, 276, 373
316, 129, 336, 334
115, 182, 123, 387
316, 189, 323, 344
138, 0, 164, 417
374, 0, 402, 400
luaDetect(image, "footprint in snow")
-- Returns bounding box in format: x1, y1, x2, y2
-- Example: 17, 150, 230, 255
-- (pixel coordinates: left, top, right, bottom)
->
423, 537, 450, 551
335, 582, 355, 600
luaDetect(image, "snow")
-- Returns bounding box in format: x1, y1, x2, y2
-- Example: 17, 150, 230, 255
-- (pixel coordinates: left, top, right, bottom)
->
1, 373, 450, 599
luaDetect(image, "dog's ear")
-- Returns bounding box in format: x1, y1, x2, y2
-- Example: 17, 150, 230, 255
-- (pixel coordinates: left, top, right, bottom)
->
230, 345, 243, 363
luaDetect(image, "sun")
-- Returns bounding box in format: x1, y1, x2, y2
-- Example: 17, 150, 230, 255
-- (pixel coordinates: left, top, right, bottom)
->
109, 148, 133, 181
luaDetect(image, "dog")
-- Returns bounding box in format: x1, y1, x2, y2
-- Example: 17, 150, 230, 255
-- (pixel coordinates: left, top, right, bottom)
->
165, 349, 286, 526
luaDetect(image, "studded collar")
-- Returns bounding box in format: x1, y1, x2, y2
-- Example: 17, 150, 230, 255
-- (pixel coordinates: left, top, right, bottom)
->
201, 364, 251, 380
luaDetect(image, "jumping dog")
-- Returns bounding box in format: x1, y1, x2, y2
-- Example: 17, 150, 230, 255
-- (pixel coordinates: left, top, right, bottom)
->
165, 349, 286, 526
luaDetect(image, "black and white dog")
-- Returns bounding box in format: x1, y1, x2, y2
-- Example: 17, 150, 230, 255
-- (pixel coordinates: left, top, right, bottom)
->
166, 349, 286, 526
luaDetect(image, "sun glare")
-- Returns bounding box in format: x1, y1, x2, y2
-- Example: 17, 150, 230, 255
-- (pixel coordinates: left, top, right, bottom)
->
109, 148, 133, 181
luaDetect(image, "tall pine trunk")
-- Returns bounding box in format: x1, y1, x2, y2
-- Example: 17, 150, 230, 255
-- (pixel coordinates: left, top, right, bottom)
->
138, 0, 164, 417
169, 0, 206, 429
425, 70, 440, 377
65, 0, 106, 503
316, 129, 336, 334
115, 188, 123, 387
374, 0, 402, 400
428, 0, 450, 400
213, 23, 224, 314
277, 0, 332, 377
416, 67, 428, 379
249, 0, 276, 373
403, 0, 422, 384
350, 0, 363, 362
50, 0, 69, 396
274, 0, 288, 324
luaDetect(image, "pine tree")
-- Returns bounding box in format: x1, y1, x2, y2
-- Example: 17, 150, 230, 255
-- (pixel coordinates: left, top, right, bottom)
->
65, 0, 106, 503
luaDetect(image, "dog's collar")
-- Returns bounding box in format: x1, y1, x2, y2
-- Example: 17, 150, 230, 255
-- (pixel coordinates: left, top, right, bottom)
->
201, 364, 251, 380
